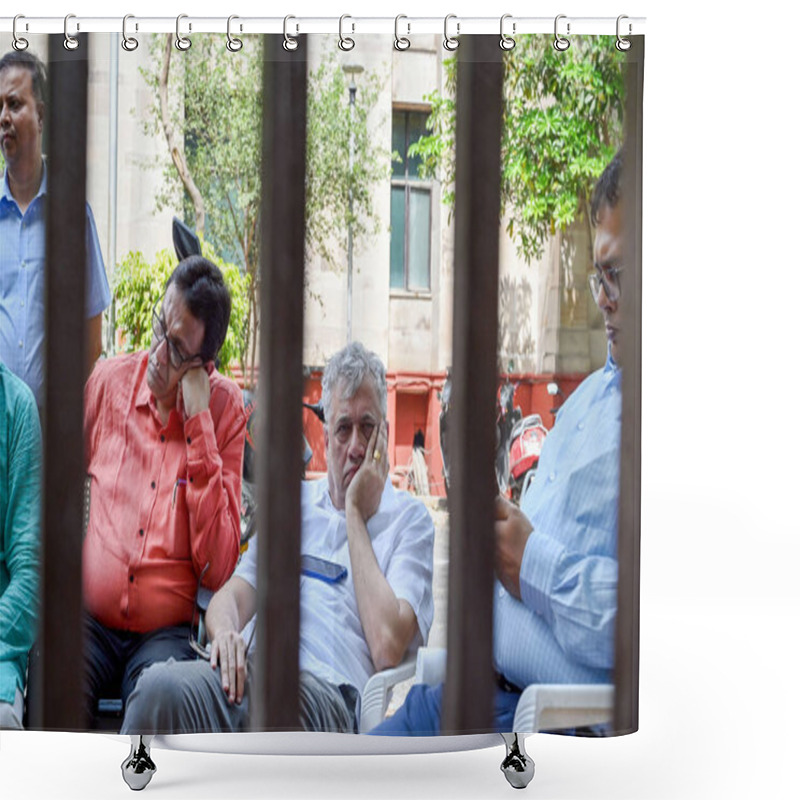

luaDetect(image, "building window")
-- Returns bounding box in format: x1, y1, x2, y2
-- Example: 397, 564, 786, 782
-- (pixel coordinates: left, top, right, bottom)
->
391, 109, 432, 291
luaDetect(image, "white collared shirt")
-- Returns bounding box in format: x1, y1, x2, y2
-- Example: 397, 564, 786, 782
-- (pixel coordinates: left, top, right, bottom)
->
236, 477, 435, 694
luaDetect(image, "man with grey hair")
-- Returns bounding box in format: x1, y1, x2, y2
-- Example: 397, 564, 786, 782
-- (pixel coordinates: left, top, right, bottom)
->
121, 341, 435, 736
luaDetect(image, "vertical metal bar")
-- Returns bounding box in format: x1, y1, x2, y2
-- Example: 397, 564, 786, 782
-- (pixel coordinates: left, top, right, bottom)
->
442, 35, 503, 734
252, 35, 306, 731
614, 35, 644, 735
34, 36, 88, 729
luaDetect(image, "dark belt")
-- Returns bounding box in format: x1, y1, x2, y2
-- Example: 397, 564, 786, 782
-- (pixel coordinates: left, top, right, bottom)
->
495, 670, 524, 694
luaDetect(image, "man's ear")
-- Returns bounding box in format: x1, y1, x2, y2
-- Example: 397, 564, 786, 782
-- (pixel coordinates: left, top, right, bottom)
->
36, 103, 44, 131
323, 427, 329, 451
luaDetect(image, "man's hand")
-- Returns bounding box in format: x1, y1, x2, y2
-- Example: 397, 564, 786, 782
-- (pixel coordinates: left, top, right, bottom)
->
346, 420, 389, 522
209, 629, 248, 705
494, 495, 533, 600
181, 365, 211, 418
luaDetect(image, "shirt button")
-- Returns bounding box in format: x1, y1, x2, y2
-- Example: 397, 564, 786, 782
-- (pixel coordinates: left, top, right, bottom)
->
577, 421, 585, 431
18, 341, 23, 348
151, 481, 156, 489
129, 575, 134, 583
186, 436, 192, 444
548, 472, 556, 482
160, 435, 165, 443
138, 528, 144, 537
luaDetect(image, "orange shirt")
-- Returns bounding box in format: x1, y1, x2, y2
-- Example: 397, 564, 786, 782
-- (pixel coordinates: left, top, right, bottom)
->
82, 352, 245, 633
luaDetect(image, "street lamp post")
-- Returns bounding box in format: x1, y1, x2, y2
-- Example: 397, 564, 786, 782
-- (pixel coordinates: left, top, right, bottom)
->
343, 64, 363, 344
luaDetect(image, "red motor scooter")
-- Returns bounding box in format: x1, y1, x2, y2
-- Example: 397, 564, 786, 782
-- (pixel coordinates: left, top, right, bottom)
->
507, 414, 549, 504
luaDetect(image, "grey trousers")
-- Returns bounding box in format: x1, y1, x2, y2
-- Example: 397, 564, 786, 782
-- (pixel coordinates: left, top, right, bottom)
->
120, 657, 359, 735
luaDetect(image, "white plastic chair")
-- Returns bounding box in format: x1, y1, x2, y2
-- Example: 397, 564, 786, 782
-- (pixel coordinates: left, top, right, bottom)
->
412, 647, 614, 733
358, 654, 417, 732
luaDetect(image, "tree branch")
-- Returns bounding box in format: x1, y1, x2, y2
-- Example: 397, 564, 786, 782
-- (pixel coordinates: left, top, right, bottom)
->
158, 34, 206, 234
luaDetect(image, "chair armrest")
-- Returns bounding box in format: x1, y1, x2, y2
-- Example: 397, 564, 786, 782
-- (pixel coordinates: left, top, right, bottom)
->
414, 646, 447, 686
512, 683, 614, 733
359, 655, 417, 733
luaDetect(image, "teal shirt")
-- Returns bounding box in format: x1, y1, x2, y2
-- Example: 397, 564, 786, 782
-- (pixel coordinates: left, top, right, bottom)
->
0, 362, 41, 704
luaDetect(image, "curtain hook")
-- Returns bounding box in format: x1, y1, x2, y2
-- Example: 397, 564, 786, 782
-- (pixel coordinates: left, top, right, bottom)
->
553, 14, 571, 51
12, 15, 29, 51
616, 15, 632, 51
227, 15, 243, 52
394, 14, 411, 51
63, 14, 79, 51
443, 14, 459, 51
121, 14, 139, 51
283, 15, 298, 51
339, 14, 355, 51
499, 14, 516, 51
175, 14, 192, 51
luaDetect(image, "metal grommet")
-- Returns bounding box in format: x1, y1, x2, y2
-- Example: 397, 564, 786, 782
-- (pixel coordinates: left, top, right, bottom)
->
553, 14, 570, 52
226, 15, 243, 52
12, 15, 29, 51
175, 14, 192, 51
338, 14, 355, 51
499, 13, 515, 51
63, 14, 79, 51
616, 15, 632, 51
121, 14, 139, 51
394, 14, 411, 51
283, 15, 298, 51
443, 14, 459, 51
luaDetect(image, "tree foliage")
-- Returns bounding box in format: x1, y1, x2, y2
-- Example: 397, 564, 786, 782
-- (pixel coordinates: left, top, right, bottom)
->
305, 54, 389, 265
113, 239, 250, 377
135, 36, 389, 385
409, 35, 626, 262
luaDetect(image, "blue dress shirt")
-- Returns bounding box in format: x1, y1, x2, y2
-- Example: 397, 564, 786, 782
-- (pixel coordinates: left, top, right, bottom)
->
0, 164, 111, 406
493, 349, 621, 687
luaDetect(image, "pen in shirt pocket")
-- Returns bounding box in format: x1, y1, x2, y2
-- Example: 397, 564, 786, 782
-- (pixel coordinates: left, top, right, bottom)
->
172, 478, 187, 508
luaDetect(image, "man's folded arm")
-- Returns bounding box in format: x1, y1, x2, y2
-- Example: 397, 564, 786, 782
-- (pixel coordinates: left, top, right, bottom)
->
520, 532, 617, 671
184, 396, 247, 590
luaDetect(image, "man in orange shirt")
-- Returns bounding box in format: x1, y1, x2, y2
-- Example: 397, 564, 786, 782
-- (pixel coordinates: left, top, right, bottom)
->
82, 255, 246, 727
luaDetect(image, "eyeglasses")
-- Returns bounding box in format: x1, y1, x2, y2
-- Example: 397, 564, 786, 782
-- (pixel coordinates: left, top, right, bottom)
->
588, 265, 623, 303
152, 305, 203, 372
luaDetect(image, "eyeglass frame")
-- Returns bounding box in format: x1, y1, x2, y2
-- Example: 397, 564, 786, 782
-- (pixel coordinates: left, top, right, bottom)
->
151, 299, 205, 372
588, 265, 623, 303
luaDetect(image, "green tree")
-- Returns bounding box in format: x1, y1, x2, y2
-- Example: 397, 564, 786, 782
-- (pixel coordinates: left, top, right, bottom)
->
138, 36, 388, 384
409, 35, 626, 263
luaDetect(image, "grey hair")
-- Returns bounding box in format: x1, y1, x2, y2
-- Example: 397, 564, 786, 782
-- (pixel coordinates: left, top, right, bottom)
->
321, 341, 387, 424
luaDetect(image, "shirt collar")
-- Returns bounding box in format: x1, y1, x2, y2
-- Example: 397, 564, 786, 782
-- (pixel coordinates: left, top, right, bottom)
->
604, 343, 620, 374
133, 351, 182, 427
1, 160, 48, 209
317, 474, 396, 519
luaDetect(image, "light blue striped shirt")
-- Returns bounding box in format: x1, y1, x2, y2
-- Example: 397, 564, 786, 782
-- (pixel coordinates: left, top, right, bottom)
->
0, 164, 110, 406
493, 350, 621, 687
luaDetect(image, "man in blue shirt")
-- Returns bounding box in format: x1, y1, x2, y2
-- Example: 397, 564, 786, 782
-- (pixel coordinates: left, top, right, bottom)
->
0, 360, 41, 729
0, 50, 110, 408
371, 149, 626, 735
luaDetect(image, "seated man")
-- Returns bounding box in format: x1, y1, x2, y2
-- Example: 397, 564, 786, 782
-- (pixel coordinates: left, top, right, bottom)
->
371, 149, 625, 735
121, 341, 435, 733
82, 255, 246, 726
0, 361, 40, 729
